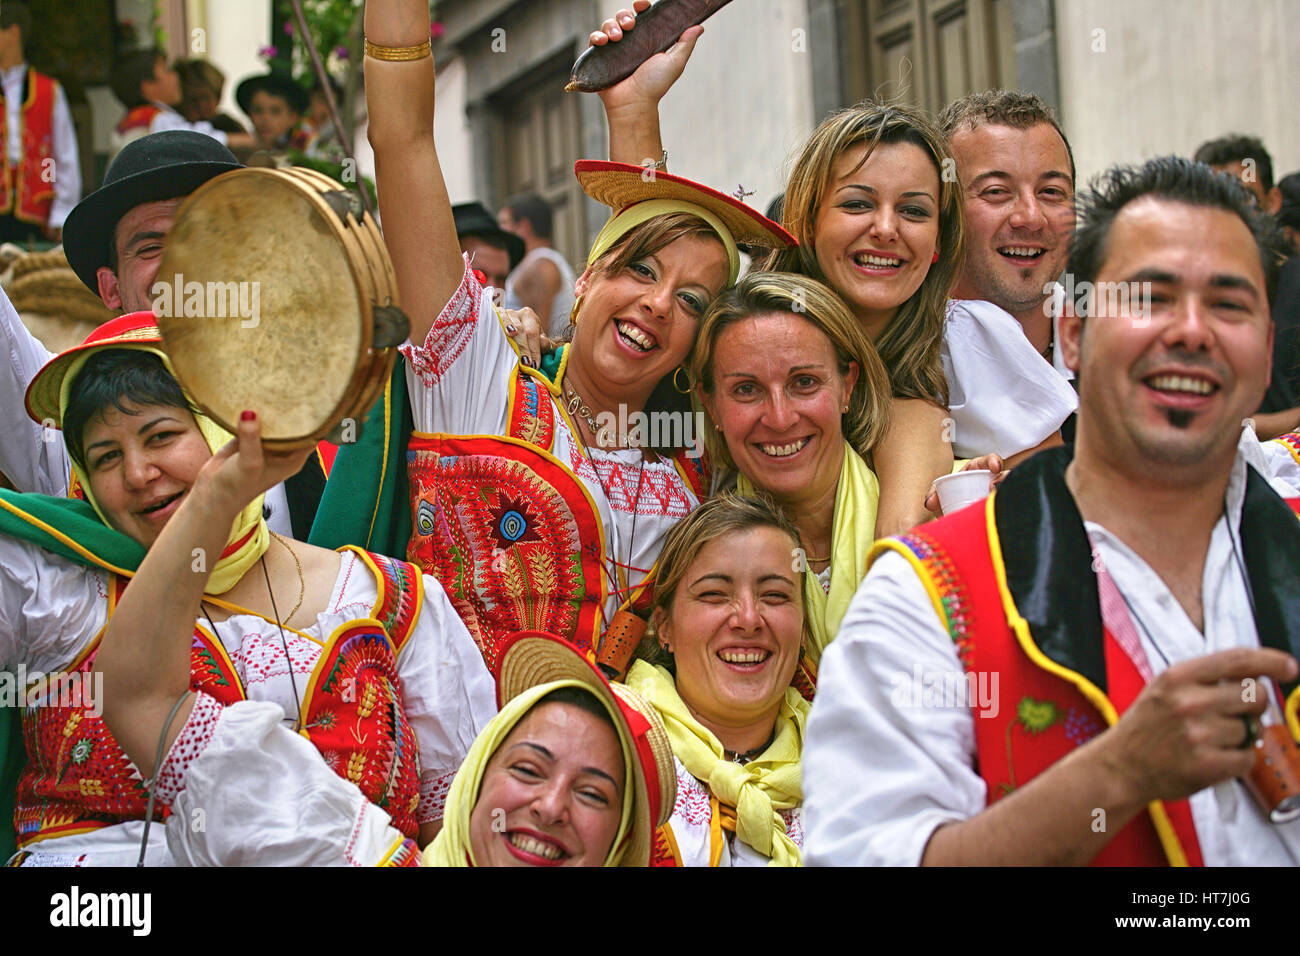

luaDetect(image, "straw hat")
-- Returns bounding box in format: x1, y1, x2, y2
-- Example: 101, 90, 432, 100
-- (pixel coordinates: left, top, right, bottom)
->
25, 312, 162, 427
496, 632, 676, 867
574, 159, 795, 251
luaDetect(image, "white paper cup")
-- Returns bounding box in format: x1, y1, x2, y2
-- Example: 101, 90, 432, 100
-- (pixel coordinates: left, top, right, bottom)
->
934, 469, 994, 515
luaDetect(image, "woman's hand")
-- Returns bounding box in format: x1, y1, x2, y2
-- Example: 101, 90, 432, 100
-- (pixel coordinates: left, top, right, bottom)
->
196, 411, 317, 520
923, 454, 1007, 516
591, 2, 705, 114
501, 307, 558, 368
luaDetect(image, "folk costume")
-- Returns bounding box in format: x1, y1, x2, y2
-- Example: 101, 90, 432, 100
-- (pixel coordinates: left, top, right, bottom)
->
941, 295, 1078, 459
1, 315, 495, 865
110, 101, 230, 160
311, 161, 794, 681
159, 633, 675, 867
0, 63, 80, 237
626, 661, 808, 867
803, 438, 1300, 866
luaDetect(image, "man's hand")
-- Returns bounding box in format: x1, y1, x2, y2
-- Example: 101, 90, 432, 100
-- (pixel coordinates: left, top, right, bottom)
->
1096, 647, 1298, 806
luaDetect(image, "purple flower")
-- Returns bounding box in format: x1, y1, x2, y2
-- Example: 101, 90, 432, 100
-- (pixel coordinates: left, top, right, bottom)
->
258, 45, 278, 59
334, 45, 350, 60
283, 21, 295, 35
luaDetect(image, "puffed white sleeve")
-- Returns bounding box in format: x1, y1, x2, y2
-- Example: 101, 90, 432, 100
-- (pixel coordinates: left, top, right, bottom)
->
0, 289, 68, 496
397, 573, 498, 824
149, 110, 229, 146
802, 549, 987, 866
401, 257, 517, 436
0, 531, 105, 672
160, 694, 417, 866
941, 299, 1077, 459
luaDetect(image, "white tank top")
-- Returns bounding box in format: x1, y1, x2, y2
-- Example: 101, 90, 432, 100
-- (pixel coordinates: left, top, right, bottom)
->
504, 246, 577, 339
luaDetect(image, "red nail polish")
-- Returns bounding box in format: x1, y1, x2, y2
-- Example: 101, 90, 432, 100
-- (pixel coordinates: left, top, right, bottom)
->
241, 410, 256, 422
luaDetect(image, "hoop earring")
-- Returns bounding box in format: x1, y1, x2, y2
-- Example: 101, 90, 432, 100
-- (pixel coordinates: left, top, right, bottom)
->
672, 366, 692, 395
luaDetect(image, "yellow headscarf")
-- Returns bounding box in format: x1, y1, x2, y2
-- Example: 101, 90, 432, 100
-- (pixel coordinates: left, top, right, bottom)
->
587, 198, 741, 286
60, 344, 269, 594
423, 678, 638, 867
739, 441, 879, 665
625, 660, 808, 867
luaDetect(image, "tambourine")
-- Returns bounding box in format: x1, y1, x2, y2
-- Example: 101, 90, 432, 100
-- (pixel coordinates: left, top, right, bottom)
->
155, 166, 408, 450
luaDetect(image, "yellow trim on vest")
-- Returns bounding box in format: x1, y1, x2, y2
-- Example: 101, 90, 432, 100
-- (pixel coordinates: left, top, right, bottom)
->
708, 794, 724, 868
1287, 686, 1300, 741
365, 371, 394, 544
656, 821, 683, 867
376, 835, 410, 866
295, 615, 393, 739
1271, 435, 1300, 469
191, 623, 249, 701
352, 546, 424, 654
866, 538, 952, 633
983, 491, 1190, 867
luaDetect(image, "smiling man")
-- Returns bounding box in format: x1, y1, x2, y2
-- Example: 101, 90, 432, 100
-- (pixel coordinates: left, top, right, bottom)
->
936, 90, 1080, 459
804, 157, 1300, 867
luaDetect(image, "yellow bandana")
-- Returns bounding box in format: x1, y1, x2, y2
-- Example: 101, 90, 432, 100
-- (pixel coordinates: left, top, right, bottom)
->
588, 198, 741, 286
625, 660, 807, 867
60, 345, 269, 594
424, 679, 637, 867
739, 442, 879, 665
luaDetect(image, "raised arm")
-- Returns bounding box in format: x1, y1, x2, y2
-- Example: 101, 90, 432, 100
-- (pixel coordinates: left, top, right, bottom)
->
590, 2, 704, 167
95, 414, 314, 776
364, 0, 463, 346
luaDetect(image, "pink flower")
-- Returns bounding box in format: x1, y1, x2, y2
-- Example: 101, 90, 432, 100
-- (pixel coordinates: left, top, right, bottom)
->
258, 45, 278, 59
431, 22, 445, 40
283, 21, 295, 35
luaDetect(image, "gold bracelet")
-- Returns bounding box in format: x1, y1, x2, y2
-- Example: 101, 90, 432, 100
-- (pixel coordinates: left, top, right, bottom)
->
364, 37, 432, 61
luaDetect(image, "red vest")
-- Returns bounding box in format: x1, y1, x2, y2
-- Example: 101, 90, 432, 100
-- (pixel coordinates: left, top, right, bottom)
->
874, 448, 1300, 866
15, 549, 426, 852
114, 103, 161, 137
0, 68, 58, 225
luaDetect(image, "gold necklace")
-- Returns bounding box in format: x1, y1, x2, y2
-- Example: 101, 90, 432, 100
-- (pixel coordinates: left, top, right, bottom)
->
272, 533, 305, 624
562, 379, 604, 443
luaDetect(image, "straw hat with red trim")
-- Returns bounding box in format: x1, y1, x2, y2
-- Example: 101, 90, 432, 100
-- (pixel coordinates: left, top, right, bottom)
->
25, 311, 164, 428
496, 631, 676, 868
574, 159, 796, 251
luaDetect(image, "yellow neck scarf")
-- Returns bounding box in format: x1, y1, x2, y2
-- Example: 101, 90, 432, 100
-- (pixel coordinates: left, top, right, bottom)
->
625, 660, 807, 867
424, 679, 637, 867
61, 346, 269, 594
739, 442, 879, 665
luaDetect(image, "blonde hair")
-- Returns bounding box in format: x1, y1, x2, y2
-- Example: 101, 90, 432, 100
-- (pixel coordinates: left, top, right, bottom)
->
764, 100, 964, 406
691, 271, 893, 472
640, 494, 808, 670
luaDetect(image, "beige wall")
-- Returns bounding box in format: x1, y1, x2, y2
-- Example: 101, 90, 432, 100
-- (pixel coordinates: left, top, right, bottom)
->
654, 0, 818, 215
185, 0, 272, 125
434, 57, 477, 205
1056, 0, 1300, 189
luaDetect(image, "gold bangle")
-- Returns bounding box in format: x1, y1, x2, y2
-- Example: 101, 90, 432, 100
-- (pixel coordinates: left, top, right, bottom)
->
364, 37, 432, 61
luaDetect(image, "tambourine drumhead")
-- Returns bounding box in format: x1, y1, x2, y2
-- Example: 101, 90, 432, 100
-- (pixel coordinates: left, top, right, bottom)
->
156, 166, 398, 449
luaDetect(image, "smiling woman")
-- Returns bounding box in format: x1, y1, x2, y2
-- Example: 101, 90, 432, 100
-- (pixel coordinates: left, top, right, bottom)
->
0, 314, 496, 866
341, 0, 793, 684
625, 495, 812, 867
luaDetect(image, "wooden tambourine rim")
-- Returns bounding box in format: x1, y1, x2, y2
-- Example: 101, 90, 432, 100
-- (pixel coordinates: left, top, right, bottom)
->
155, 166, 400, 450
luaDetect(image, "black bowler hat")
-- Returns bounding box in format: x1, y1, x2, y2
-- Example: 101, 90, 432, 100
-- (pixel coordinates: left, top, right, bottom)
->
63, 130, 241, 293
453, 201, 524, 269
235, 69, 310, 117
